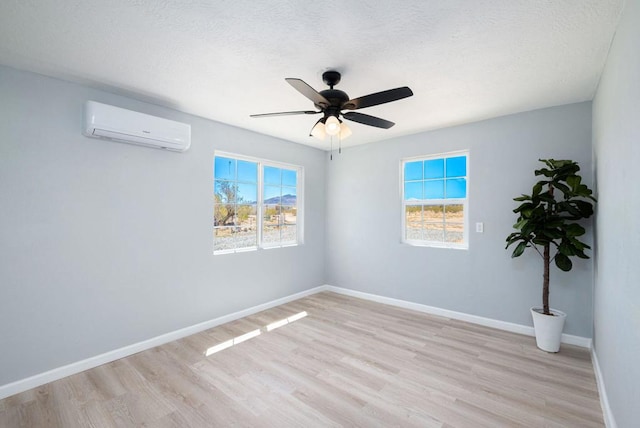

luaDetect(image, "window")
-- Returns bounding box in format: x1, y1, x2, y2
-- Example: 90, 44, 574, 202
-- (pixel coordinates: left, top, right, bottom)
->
401, 151, 468, 249
214, 152, 302, 254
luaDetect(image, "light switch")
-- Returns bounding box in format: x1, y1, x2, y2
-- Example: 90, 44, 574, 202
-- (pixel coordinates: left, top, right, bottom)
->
476, 222, 484, 233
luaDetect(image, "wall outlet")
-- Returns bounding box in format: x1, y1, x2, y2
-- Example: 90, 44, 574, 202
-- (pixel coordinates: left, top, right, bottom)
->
476, 222, 484, 233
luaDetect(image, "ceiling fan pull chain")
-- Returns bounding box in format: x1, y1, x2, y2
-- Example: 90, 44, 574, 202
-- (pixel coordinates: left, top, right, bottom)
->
330, 136, 333, 161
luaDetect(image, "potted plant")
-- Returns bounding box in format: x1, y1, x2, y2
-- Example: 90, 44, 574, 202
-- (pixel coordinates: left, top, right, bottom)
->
506, 159, 596, 352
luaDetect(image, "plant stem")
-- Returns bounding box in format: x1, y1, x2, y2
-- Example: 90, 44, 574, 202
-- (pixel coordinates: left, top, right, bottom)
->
543, 243, 550, 315
542, 183, 553, 315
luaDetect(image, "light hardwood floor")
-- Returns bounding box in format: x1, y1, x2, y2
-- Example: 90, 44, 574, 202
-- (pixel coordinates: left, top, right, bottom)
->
0, 292, 604, 427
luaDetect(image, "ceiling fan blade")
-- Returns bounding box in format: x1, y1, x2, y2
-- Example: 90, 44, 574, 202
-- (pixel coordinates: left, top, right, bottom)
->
342, 112, 395, 129
285, 78, 330, 108
250, 110, 321, 118
344, 86, 413, 110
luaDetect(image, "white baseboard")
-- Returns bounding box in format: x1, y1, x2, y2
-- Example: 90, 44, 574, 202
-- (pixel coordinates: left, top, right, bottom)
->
591, 348, 617, 428
324, 285, 593, 348
1, 283, 593, 401
0, 285, 328, 401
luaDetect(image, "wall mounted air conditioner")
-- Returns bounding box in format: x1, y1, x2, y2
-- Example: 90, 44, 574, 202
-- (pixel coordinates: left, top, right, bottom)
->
83, 101, 191, 152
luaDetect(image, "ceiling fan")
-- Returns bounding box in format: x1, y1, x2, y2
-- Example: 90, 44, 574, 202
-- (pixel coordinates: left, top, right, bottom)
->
250, 70, 413, 140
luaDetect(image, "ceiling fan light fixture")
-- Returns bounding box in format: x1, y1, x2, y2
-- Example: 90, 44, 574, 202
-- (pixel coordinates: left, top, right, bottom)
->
339, 122, 352, 140
310, 118, 326, 140
325, 115, 341, 136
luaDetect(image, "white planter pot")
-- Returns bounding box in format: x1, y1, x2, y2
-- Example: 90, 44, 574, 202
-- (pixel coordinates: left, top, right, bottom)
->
530, 307, 566, 352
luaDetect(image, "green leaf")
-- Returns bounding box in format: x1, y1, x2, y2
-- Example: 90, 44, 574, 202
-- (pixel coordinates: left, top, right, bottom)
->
535, 168, 555, 177
555, 253, 573, 271
512, 241, 528, 258
566, 175, 581, 190
553, 182, 570, 195
506, 233, 525, 247
564, 223, 585, 237
548, 159, 574, 169
573, 200, 594, 217
532, 182, 543, 197
513, 218, 529, 230
569, 237, 589, 251
558, 241, 576, 256
513, 202, 534, 214
575, 184, 592, 197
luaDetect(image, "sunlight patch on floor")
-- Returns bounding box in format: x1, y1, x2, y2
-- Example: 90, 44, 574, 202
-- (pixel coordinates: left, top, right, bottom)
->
204, 311, 308, 357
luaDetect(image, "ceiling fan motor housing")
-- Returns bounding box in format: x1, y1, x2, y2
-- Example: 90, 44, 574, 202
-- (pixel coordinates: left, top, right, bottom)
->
317, 89, 350, 113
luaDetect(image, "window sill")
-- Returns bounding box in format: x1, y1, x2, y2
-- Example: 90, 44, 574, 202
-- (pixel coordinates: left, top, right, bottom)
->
402, 240, 468, 250
213, 243, 299, 255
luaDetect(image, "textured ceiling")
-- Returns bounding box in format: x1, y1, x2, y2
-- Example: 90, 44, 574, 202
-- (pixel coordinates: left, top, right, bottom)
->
0, 1, 623, 150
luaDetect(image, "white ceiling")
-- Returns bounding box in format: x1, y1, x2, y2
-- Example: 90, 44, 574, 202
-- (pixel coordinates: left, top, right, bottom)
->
0, 1, 623, 150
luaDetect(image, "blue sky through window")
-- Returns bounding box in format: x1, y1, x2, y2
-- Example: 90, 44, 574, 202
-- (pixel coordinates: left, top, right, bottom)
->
264, 166, 280, 185
424, 159, 444, 179
446, 178, 466, 198
405, 161, 422, 181
237, 183, 257, 203
237, 160, 257, 182
404, 155, 467, 201
214, 156, 235, 180
446, 156, 466, 178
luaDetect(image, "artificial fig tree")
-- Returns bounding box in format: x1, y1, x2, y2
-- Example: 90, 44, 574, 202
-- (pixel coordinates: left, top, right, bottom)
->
506, 159, 596, 315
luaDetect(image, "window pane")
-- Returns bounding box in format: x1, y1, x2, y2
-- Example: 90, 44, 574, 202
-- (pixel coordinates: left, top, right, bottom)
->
237, 160, 258, 183
263, 224, 281, 244
424, 159, 444, 179
214, 203, 234, 226
445, 205, 464, 244
445, 224, 464, 243
214, 157, 235, 180
446, 156, 466, 178
282, 169, 297, 187
264, 204, 281, 225
423, 205, 444, 222
445, 204, 464, 222
236, 204, 257, 229
234, 226, 257, 248
282, 205, 297, 225
214, 225, 257, 252
214, 227, 235, 252
424, 223, 444, 242
446, 178, 466, 198
215, 180, 236, 204
264, 185, 281, 203
404, 181, 422, 200
237, 183, 257, 204
405, 206, 422, 240
404, 161, 423, 181
264, 166, 281, 185
281, 186, 297, 205
424, 180, 445, 199
281, 225, 297, 243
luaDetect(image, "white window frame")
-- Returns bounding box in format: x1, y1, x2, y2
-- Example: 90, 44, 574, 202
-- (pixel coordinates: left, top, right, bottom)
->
214, 151, 304, 255
400, 150, 469, 250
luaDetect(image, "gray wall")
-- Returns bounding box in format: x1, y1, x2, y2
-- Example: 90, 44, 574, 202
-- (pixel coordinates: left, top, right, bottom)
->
0, 63, 600, 391
592, 0, 640, 425
326, 102, 594, 337
0, 66, 326, 385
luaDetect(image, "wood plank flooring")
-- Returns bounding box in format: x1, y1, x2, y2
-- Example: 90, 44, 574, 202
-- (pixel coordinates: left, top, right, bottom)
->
0, 292, 604, 427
